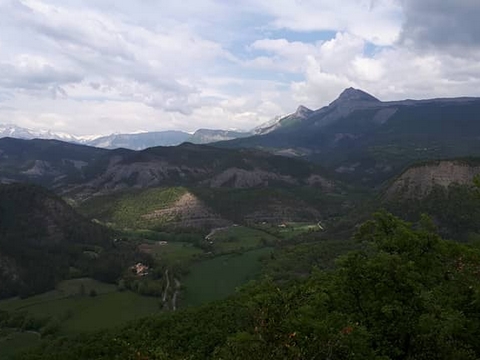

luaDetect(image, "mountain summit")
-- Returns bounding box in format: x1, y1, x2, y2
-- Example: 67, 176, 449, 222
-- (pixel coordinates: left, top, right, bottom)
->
332, 87, 380, 104
293, 105, 313, 119
220, 90, 480, 185
253, 105, 313, 136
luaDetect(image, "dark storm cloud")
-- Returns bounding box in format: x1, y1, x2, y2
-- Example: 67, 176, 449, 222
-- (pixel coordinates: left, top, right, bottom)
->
400, 0, 480, 49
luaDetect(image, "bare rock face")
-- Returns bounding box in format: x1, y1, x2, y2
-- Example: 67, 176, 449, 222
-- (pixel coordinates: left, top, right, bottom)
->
142, 192, 230, 229
293, 105, 313, 119
0, 253, 20, 283
385, 160, 480, 200
203, 168, 297, 188
189, 129, 251, 144
0, 252, 22, 298
22, 160, 54, 176
305, 174, 335, 190
372, 108, 398, 125
254, 106, 313, 135
67, 158, 210, 199
69, 156, 333, 200
0, 138, 337, 204
244, 201, 321, 223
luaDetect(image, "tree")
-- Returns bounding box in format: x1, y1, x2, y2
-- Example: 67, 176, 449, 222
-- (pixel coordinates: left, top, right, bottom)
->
78, 283, 86, 297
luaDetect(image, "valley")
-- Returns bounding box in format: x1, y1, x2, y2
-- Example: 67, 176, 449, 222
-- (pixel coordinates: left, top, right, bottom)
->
0, 148, 331, 358
2, 89, 480, 359
2, 0, 480, 355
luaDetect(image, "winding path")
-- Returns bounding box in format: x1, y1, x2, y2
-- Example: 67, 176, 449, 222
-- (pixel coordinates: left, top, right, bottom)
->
172, 278, 181, 311
162, 269, 170, 304
205, 225, 235, 240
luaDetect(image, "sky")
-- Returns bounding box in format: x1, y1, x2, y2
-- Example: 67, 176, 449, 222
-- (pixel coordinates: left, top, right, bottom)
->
1, 0, 480, 135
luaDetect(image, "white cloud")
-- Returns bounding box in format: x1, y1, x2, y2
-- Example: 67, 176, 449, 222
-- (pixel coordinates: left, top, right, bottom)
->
292, 43, 480, 107
249, 0, 403, 46
246, 39, 318, 72
291, 55, 355, 108
0, 0, 479, 135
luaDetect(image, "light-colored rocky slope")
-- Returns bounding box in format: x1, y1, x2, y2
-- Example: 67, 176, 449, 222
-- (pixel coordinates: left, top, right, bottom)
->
142, 192, 230, 229
385, 160, 480, 200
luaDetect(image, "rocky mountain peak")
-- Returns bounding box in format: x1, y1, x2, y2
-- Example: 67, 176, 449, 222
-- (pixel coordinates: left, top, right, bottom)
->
334, 87, 380, 104
293, 105, 313, 119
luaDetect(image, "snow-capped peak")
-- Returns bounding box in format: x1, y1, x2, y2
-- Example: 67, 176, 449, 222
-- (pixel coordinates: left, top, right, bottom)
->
0, 124, 102, 143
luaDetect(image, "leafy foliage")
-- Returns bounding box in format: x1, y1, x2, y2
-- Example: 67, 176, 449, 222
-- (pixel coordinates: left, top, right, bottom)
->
386, 182, 480, 240
262, 238, 360, 282
0, 184, 155, 299
15, 213, 480, 360
78, 187, 188, 229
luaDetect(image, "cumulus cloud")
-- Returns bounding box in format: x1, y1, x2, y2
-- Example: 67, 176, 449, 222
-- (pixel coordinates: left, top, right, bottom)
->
0, 0, 236, 112
246, 39, 318, 72
0, 55, 82, 95
0, 0, 479, 135
249, 0, 403, 46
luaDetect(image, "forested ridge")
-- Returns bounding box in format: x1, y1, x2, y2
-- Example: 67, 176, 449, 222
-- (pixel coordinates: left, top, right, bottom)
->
13, 213, 480, 360
3, 147, 480, 359
0, 183, 151, 299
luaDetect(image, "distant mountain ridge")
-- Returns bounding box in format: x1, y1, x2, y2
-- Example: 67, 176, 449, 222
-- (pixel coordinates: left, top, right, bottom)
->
0, 105, 320, 150
4, 87, 480, 185
219, 88, 480, 185
0, 124, 256, 150
0, 137, 339, 228
0, 137, 335, 201
188, 129, 252, 144
0, 90, 372, 150
88, 131, 191, 150
0, 123, 91, 143
254, 106, 313, 136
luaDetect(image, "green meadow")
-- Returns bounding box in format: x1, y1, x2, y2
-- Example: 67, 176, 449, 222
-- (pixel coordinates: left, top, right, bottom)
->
182, 247, 272, 307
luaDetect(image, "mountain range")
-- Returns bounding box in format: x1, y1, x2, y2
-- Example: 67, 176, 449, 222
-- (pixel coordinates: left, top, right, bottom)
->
219, 88, 480, 184
0, 125, 259, 150
0, 137, 333, 199
0, 136, 342, 238
5, 88, 480, 186
0, 104, 301, 150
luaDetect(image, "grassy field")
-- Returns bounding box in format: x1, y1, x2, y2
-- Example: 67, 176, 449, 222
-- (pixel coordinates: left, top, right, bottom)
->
254, 222, 322, 240
0, 278, 160, 334
182, 247, 272, 307
139, 241, 204, 265
59, 292, 160, 332
208, 226, 278, 253
0, 278, 116, 311
0, 331, 41, 360
277, 222, 323, 239
77, 187, 187, 229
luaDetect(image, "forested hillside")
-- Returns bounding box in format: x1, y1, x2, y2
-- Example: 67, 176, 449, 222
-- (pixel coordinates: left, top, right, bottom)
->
383, 159, 480, 240
0, 184, 134, 299
15, 213, 480, 360
0, 138, 336, 200
3, 113, 480, 359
